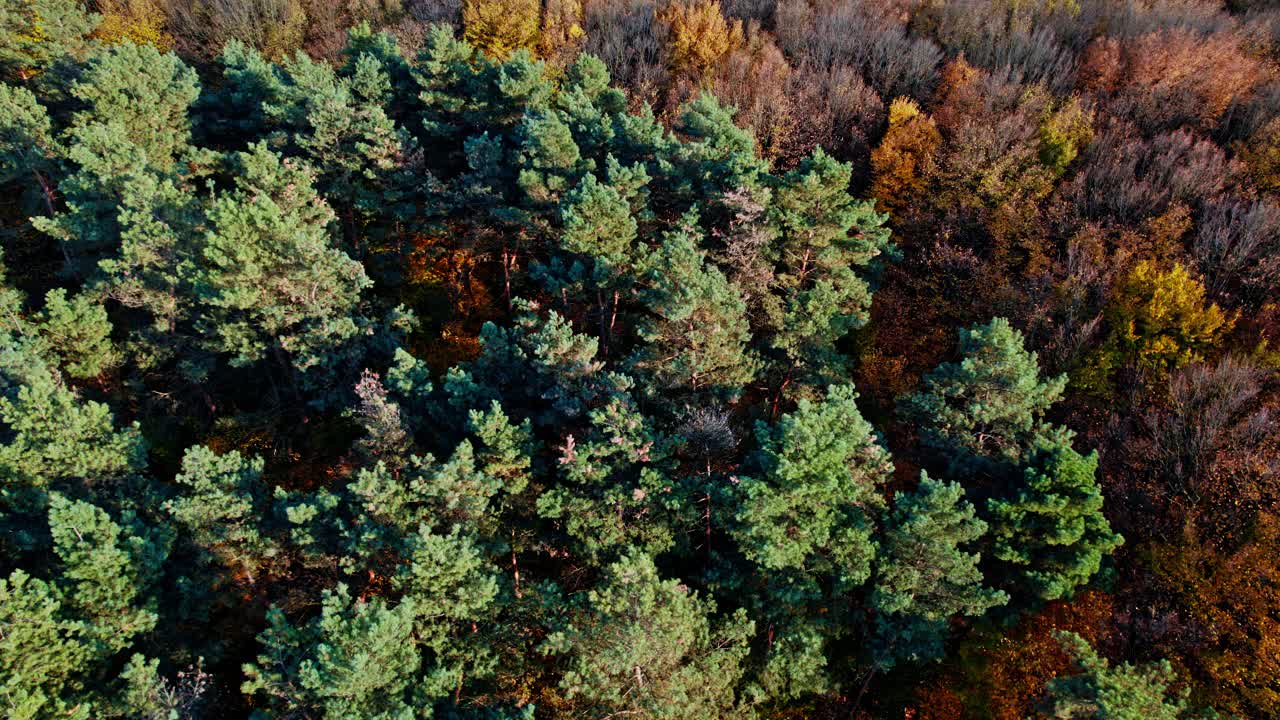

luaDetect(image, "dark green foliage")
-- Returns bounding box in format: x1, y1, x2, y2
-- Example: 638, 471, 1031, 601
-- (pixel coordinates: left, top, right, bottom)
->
192, 143, 373, 373
445, 301, 632, 430
871, 473, 1007, 667
734, 384, 889, 583
987, 433, 1124, 602
0, 18, 1185, 720
242, 585, 423, 719
731, 384, 891, 699
768, 148, 892, 376
899, 317, 1067, 467
628, 221, 758, 402
545, 551, 754, 719
32, 288, 117, 378
0, 496, 170, 720
164, 445, 279, 581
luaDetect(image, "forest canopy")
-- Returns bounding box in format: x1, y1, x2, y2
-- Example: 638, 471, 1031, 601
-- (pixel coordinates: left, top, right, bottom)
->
1, 0, 1278, 718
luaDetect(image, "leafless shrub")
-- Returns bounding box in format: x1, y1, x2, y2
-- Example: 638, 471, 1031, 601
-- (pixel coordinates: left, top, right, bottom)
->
1143, 355, 1274, 498
711, 27, 792, 155
783, 61, 884, 169
1103, 29, 1266, 135
677, 405, 739, 471
776, 0, 941, 100
1068, 125, 1236, 224
167, 0, 307, 59
582, 0, 671, 104
922, 0, 1078, 92
406, 0, 460, 24
720, 0, 774, 23
1113, 0, 1234, 38
1192, 199, 1280, 304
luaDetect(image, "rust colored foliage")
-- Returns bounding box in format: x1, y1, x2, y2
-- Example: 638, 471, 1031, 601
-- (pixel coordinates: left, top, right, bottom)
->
1087, 29, 1267, 134
952, 590, 1116, 720
1143, 515, 1280, 717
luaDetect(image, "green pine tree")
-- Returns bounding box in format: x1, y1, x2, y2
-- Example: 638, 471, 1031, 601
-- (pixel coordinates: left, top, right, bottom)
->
192, 142, 373, 375
768, 148, 891, 380
164, 445, 280, 583
734, 383, 890, 585
899, 317, 1067, 466
242, 585, 422, 719
0, 0, 98, 81
628, 220, 758, 403
987, 432, 1123, 601
1039, 631, 1222, 719
32, 288, 117, 379
871, 473, 1007, 667
545, 551, 754, 719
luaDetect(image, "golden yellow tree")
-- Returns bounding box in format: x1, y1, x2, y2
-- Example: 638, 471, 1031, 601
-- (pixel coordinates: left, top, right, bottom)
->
1078, 261, 1234, 393
658, 0, 743, 82
92, 0, 173, 50
539, 0, 584, 66
462, 0, 540, 59
871, 97, 942, 221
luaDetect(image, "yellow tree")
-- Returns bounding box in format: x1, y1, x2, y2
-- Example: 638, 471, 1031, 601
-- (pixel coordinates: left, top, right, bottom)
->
1078, 261, 1233, 393
92, 0, 173, 50
539, 0, 584, 66
871, 97, 942, 221
462, 0, 540, 59
659, 0, 743, 82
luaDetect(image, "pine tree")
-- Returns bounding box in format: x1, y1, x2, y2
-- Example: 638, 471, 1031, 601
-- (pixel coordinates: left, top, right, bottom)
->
628, 222, 758, 402
244, 47, 419, 250
393, 525, 501, 694
545, 551, 753, 719
352, 368, 413, 466
342, 443, 502, 573
32, 288, 117, 379
467, 400, 534, 498
65, 42, 199, 171
33, 42, 204, 276
987, 432, 1123, 602
0, 84, 60, 212
871, 473, 1007, 667
192, 142, 373, 374
734, 384, 891, 585
768, 148, 892, 377
731, 385, 893, 697
536, 396, 686, 559
1039, 631, 1221, 719
164, 445, 279, 583
899, 317, 1068, 466
444, 301, 633, 430
242, 585, 422, 719
0, 570, 96, 720
514, 108, 584, 211
558, 172, 639, 277
0, 346, 144, 504
415, 25, 481, 157
0, 496, 173, 719
675, 91, 767, 200
46, 494, 168, 654
0, 0, 98, 81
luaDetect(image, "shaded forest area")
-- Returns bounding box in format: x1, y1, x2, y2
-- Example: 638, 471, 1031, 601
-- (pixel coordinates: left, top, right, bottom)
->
1, 0, 1278, 717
